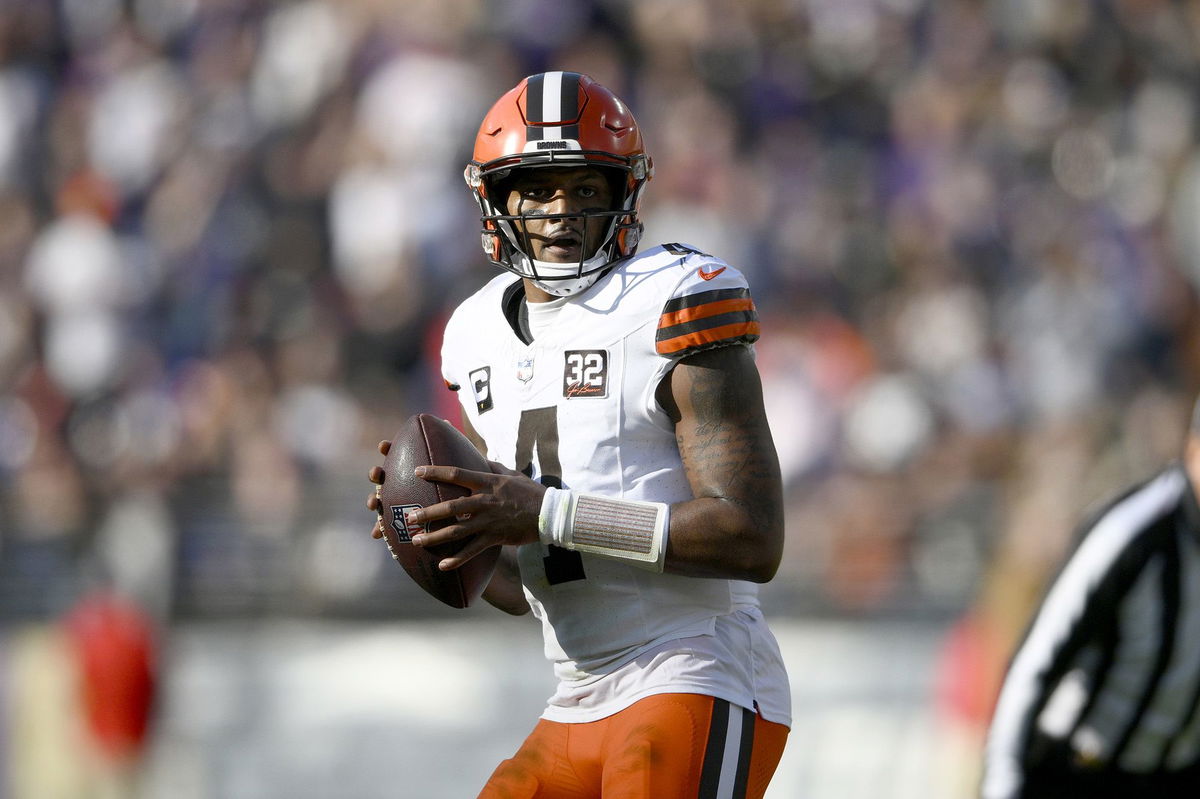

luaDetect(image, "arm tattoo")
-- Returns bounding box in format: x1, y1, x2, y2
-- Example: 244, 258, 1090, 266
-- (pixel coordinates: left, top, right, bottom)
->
677, 359, 780, 528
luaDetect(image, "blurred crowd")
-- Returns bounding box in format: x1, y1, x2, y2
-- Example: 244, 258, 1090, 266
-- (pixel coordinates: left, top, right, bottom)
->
2, 0, 1200, 723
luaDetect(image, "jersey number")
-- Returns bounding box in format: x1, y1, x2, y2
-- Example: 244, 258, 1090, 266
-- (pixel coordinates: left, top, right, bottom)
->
516, 407, 586, 585
566, 352, 603, 385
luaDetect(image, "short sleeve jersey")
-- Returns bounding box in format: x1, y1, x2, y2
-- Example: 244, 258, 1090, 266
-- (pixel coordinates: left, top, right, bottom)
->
441, 243, 773, 688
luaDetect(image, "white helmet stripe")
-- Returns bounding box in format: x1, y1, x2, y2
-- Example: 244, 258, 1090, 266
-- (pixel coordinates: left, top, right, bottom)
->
542, 71, 564, 130
525, 71, 580, 142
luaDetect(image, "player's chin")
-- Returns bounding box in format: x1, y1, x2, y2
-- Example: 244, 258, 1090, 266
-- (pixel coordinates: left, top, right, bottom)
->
537, 245, 583, 262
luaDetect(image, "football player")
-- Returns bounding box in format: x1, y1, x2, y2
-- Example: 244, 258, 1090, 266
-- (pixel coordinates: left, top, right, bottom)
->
368, 71, 791, 798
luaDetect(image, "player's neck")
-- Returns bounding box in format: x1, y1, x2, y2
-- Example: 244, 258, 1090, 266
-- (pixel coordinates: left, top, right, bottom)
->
523, 279, 556, 304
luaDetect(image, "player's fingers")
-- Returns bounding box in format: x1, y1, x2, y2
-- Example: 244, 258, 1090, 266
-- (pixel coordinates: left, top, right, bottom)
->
368, 465, 385, 484
409, 522, 462, 549
415, 464, 492, 489
434, 539, 495, 571
406, 494, 478, 528
412, 511, 501, 553
369, 472, 386, 537
485, 459, 519, 477
377, 440, 391, 455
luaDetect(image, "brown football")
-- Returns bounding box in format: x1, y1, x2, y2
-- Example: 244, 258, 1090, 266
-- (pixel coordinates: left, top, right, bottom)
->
377, 413, 498, 608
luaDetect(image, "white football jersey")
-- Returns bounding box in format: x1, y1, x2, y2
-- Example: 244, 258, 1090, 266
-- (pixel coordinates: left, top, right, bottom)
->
441, 243, 790, 724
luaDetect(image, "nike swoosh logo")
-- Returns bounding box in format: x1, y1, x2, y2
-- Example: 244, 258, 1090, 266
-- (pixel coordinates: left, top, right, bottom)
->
698, 266, 726, 281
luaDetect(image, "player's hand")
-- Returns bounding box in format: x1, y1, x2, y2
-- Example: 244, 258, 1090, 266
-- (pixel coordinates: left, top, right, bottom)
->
405, 461, 547, 570
366, 439, 391, 540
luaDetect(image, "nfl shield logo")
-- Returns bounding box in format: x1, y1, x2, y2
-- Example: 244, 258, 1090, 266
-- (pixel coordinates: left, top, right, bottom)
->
516, 357, 535, 383
390, 504, 424, 542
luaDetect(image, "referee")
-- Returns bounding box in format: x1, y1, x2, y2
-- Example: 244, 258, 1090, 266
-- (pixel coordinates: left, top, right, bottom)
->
981, 399, 1200, 798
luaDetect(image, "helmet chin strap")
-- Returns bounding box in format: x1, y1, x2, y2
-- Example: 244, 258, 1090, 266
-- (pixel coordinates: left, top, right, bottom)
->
517, 252, 609, 297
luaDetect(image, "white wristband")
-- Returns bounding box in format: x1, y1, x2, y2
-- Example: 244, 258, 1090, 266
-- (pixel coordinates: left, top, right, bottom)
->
538, 487, 670, 572
538, 487, 573, 547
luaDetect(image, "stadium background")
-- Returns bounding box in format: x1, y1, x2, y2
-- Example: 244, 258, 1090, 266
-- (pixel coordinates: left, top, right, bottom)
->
2, 0, 1200, 796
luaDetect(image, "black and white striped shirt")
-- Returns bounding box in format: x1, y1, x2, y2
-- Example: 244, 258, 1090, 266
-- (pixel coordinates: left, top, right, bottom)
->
981, 463, 1200, 798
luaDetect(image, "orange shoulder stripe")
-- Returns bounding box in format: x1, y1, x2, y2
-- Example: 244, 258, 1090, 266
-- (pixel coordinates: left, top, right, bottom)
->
656, 320, 761, 355
657, 297, 756, 330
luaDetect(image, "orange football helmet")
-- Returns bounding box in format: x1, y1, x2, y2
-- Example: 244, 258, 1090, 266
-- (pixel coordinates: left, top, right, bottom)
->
464, 71, 654, 296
